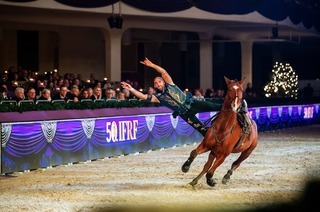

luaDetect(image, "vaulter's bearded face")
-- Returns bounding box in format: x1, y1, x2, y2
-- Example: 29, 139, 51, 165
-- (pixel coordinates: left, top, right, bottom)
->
153, 77, 165, 92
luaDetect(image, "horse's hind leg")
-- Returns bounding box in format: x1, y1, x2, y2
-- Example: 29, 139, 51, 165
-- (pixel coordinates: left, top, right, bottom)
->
182, 142, 209, 173
222, 144, 257, 184
181, 149, 197, 173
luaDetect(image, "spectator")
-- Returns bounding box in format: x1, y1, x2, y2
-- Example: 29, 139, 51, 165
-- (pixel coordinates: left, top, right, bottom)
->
146, 86, 155, 95
0, 84, 8, 101
17, 69, 29, 82
87, 87, 93, 99
116, 91, 126, 100
122, 88, 131, 99
37, 89, 51, 101
90, 86, 102, 100
204, 88, 215, 98
52, 85, 69, 101
216, 89, 225, 98
104, 88, 116, 100
68, 85, 80, 102
79, 88, 90, 100
26, 87, 37, 102
72, 78, 83, 90
192, 88, 205, 100
11, 87, 25, 103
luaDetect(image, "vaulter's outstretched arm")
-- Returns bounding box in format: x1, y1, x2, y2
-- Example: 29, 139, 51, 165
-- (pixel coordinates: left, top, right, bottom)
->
140, 57, 174, 85
120, 81, 159, 103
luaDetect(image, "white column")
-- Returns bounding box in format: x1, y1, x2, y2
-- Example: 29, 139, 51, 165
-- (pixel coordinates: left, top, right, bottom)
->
104, 29, 123, 82
199, 32, 213, 89
241, 41, 253, 83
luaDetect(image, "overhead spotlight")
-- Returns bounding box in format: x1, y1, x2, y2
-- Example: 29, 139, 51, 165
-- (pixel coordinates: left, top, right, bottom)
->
108, 2, 123, 29
108, 16, 116, 28
272, 27, 278, 38
108, 15, 122, 29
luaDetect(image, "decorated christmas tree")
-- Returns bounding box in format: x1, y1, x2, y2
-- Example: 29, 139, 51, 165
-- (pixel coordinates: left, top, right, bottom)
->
264, 62, 298, 98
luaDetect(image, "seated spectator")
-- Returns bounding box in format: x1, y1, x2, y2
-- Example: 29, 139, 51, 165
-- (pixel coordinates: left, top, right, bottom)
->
146, 86, 155, 95
192, 88, 205, 100
68, 85, 80, 102
122, 88, 131, 99
37, 89, 52, 101
204, 88, 215, 98
79, 89, 90, 100
216, 89, 225, 98
0, 84, 8, 101
104, 88, 116, 100
90, 86, 102, 100
116, 91, 126, 100
52, 85, 69, 101
87, 87, 93, 99
25, 87, 37, 102
11, 87, 25, 103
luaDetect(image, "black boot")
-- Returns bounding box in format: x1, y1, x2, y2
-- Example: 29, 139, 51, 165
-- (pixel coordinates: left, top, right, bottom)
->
238, 99, 251, 132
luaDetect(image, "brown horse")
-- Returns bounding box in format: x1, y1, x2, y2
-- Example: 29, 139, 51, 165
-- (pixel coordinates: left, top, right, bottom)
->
181, 76, 258, 187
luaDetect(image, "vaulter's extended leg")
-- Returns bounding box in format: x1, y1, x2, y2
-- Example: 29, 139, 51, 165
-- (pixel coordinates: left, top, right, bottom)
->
180, 112, 207, 137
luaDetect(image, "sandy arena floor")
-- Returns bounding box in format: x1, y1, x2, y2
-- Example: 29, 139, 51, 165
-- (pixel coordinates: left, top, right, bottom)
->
1, 124, 320, 212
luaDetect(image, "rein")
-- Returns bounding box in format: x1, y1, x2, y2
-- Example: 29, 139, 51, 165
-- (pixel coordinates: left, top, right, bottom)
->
211, 85, 241, 145
211, 114, 236, 145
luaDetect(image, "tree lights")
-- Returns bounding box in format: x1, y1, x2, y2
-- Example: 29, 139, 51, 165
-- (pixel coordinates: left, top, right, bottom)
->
264, 62, 299, 99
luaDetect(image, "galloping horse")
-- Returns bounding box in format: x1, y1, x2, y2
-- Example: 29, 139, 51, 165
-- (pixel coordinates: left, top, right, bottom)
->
181, 76, 258, 187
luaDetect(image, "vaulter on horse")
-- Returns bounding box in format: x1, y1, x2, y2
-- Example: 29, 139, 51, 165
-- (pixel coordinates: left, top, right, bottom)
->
181, 77, 258, 187
121, 57, 251, 136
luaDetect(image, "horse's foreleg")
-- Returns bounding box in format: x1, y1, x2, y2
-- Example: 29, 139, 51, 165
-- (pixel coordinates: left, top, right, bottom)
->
182, 142, 209, 173
189, 151, 215, 186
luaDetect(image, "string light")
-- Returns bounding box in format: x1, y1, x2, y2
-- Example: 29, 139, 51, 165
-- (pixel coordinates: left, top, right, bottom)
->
264, 62, 299, 99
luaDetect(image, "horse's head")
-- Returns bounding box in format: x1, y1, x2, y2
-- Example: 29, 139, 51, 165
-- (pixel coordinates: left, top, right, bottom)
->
224, 76, 246, 112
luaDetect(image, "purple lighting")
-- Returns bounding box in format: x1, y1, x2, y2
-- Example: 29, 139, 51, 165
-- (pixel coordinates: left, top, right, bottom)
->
1, 104, 319, 173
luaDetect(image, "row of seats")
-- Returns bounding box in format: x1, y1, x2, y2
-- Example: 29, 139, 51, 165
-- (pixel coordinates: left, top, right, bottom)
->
0, 98, 140, 106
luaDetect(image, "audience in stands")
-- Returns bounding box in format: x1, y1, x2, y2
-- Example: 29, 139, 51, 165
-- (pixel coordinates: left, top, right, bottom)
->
4, 64, 315, 108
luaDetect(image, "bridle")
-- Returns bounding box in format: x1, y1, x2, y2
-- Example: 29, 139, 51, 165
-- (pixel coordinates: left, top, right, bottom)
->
212, 82, 243, 144
225, 83, 242, 113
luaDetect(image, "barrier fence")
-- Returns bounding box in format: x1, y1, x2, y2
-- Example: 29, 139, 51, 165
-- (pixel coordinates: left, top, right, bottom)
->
1, 103, 319, 174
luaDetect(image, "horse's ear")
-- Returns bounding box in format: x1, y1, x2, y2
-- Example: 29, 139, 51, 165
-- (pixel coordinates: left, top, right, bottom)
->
240, 77, 246, 87
224, 76, 231, 85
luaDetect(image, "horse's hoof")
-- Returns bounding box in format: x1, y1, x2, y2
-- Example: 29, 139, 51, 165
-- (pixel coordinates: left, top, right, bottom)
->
222, 178, 229, 184
181, 163, 190, 173
189, 180, 197, 187
207, 178, 216, 187
222, 173, 231, 184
